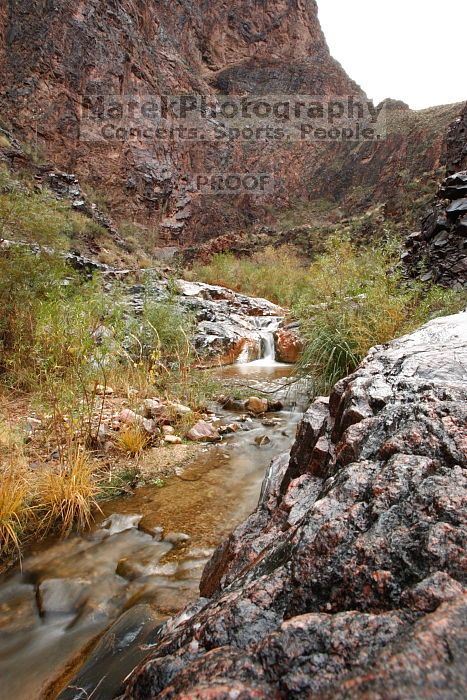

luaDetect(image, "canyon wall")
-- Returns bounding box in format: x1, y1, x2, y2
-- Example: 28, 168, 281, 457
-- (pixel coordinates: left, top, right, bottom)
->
1, 1, 464, 248
403, 102, 467, 289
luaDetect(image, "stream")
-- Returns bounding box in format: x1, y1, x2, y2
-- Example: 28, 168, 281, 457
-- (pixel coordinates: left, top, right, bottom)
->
0, 324, 306, 700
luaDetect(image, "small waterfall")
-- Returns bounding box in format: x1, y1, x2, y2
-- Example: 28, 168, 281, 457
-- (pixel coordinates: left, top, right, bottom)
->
260, 331, 276, 363
236, 317, 284, 367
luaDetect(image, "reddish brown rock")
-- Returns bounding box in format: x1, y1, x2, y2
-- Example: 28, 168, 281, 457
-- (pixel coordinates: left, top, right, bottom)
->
245, 397, 269, 415
1, 2, 463, 249
186, 421, 220, 443
274, 327, 304, 364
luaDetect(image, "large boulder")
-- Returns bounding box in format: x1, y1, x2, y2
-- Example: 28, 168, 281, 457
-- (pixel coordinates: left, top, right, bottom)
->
124, 312, 467, 699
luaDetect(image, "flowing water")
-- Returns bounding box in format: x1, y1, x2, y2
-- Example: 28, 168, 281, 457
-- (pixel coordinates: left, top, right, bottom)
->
0, 328, 305, 700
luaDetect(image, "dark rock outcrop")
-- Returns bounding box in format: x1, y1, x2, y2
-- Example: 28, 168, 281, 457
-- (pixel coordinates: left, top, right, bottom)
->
403, 102, 467, 288
123, 311, 467, 698
404, 169, 467, 288
446, 102, 467, 174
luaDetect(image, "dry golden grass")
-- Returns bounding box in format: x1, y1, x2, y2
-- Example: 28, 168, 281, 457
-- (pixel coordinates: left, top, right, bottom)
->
0, 468, 30, 556
187, 246, 309, 307
36, 445, 99, 536
116, 425, 151, 455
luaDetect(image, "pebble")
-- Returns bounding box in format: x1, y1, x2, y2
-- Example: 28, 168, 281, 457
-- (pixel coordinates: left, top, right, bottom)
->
245, 397, 269, 415
164, 532, 191, 545
164, 435, 182, 445
167, 402, 192, 416
96, 385, 114, 396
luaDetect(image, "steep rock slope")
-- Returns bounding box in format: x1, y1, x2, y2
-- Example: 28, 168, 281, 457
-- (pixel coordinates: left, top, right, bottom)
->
124, 312, 467, 698
0, 1, 463, 247
404, 102, 467, 289
446, 102, 467, 173
0, 0, 356, 242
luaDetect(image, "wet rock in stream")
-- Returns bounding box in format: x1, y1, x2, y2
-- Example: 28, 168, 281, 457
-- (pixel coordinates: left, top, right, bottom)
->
38, 578, 90, 616
122, 312, 467, 699
57, 605, 166, 700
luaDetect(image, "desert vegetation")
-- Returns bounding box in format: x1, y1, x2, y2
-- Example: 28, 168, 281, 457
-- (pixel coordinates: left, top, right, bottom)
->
189, 237, 467, 393
1, 161, 465, 565
0, 168, 219, 563
186, 246, 310, 307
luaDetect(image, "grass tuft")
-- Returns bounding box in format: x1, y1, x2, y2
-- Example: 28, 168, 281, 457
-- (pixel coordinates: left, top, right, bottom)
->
36, 445, 99, 536
0, 468, 30, 556
294, 237, 467, 393
116, 425, 151, 456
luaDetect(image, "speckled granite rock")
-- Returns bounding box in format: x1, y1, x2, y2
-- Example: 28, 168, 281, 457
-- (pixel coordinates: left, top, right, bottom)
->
123, 311, 467, 699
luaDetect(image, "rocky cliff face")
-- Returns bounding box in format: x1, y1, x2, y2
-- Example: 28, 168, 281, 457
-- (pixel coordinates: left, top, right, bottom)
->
403, 103, 467, 289
0, 0, 355, 244
123, 311, 467, 698
0, 2, 463, 249
404, 170, 467, 289
446, 102, 467, 174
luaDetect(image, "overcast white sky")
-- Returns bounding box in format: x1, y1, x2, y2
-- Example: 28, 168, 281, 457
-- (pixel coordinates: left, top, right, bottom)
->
318, 0, 467, 110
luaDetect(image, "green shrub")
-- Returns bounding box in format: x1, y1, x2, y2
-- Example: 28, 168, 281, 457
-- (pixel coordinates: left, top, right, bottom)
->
0, 165, 106, 248
124, 297, 194, 366
0, 248, 111, 394
294, 238, 467, 392
187, 246, 309, 307
0, 183, 69, 248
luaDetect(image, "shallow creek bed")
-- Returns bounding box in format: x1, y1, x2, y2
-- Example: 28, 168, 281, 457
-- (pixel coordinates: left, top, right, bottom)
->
0, 362, 307, 700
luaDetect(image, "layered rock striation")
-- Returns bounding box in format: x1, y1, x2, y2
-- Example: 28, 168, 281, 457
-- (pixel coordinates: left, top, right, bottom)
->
123, 311, 467, 698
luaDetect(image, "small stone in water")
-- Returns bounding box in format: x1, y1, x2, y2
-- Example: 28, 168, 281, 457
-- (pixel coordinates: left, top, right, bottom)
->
245, 397, 268, 415
138, 523, 164, 539
186, 420, 220, 442
38, 578, 88, 616
219, 423, 241, 435
255, 435, 271, 447
101, 513, 143, 536
164, 532, 191, 545
262, 418, 280, 427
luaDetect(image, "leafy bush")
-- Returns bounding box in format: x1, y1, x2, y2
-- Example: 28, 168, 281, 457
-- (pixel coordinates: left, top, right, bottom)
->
294, 238, 467, 392
0, 247, 115, 395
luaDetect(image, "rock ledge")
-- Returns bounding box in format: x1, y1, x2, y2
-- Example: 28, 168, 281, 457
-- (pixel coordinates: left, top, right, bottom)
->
124, 312, 467, 699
